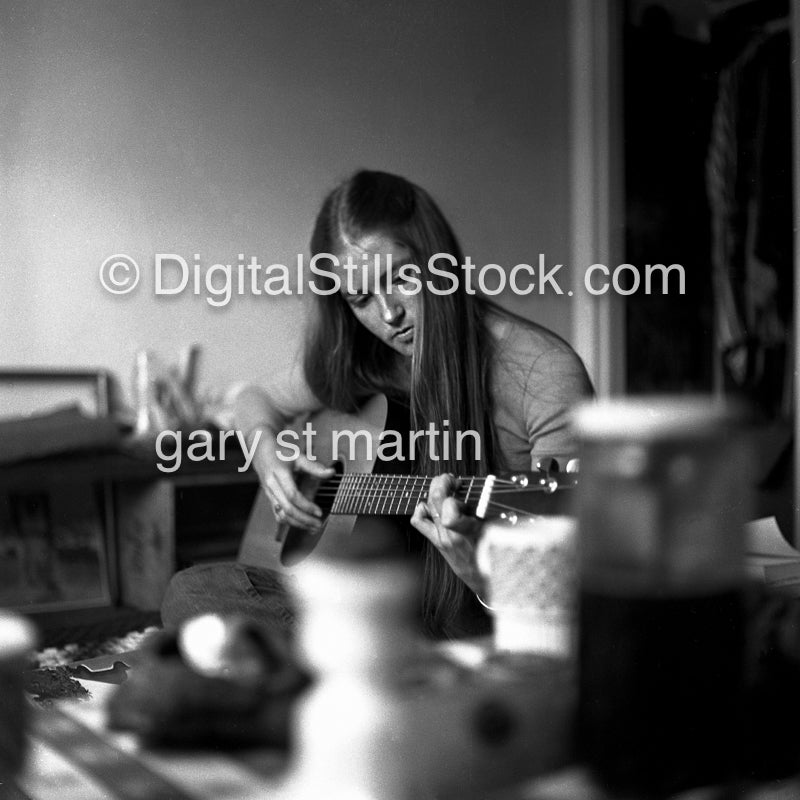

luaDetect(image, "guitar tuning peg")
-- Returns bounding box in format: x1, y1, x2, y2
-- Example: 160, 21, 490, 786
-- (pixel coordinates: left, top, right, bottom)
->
566, 458, 580, 474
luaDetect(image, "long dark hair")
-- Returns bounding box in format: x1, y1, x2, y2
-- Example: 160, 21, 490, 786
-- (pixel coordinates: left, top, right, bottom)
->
304, 169, 497, 636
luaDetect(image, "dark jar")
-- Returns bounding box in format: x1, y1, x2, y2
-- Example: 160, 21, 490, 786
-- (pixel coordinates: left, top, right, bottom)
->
572, 398, 750, 798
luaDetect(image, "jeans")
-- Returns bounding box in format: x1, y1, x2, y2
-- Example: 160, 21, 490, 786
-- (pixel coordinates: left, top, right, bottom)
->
160, 562, 297, 633
161, 559, 491, 640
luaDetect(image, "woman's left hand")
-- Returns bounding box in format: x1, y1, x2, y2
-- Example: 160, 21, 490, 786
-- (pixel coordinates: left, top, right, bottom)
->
410, 473, 485, 595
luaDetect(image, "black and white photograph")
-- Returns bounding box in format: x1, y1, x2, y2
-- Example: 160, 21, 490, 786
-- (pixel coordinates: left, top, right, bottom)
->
1, 0, 798, 797
0, 486, 110, 611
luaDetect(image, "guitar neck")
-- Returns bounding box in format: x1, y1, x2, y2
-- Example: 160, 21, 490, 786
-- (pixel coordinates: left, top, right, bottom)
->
328, 474, 484, 518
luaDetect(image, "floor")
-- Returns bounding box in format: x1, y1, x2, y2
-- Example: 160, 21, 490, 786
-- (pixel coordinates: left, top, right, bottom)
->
24, 605, 161, 648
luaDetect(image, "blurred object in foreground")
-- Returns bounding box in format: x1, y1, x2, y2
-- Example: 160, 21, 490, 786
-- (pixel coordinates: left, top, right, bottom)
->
0, 611, 38, 779
285, 552, 577, 798
106, 616, 307, 748
573, 396, 751, 798
746, 516, 800, 591
477, 516, 578, 656
284, 557, 419, 800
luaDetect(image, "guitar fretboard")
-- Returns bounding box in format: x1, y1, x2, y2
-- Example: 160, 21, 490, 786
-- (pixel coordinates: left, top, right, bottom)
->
327, 474, 480, 517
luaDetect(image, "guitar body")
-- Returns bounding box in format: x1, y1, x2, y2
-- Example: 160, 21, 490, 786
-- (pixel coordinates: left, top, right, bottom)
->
236, 394, 576, 573
237, 394, 396, 572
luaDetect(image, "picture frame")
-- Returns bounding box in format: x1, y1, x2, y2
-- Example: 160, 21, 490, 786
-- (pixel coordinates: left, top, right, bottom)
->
0, 368, 111, 420
0, 481, 112, 612
0, 368, 116, 610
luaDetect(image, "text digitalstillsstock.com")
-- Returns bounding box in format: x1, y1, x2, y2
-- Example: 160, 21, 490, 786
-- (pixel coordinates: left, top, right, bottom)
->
100, 253, 686, 304
153, 423, 481, 473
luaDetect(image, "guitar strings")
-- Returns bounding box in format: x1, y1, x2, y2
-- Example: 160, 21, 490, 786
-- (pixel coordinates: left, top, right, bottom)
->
313, 482, 557, 500
481, 499, 540, 515
308, 472, 572, 520
311, 475, 543, 495
316, 475, 478, 515
310, 475, 529, 485
309, 474, 563, 518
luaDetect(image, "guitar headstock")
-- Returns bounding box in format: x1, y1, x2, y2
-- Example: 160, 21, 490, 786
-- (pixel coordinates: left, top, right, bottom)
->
476, 459, 579, 523
506, 457, 580, 494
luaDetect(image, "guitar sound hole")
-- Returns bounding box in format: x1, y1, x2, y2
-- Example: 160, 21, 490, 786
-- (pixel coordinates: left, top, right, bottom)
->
306, 460, 343, 518
280, 461, 344, 567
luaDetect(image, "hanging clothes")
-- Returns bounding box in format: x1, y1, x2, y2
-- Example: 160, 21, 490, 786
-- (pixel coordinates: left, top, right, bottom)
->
706, 26, 792, 417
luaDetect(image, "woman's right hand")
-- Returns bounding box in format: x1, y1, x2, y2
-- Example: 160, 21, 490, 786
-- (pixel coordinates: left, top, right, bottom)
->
252, 430, 335, 532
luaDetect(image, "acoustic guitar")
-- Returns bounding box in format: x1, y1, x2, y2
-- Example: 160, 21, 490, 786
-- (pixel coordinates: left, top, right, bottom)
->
237, 394, 577, 572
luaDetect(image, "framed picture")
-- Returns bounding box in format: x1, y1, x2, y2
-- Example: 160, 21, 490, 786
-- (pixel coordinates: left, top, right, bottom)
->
0, 368, 110, 421
0, 481, 111, 611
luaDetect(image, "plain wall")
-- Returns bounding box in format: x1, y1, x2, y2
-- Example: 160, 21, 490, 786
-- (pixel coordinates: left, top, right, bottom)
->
1, 0, 576, 403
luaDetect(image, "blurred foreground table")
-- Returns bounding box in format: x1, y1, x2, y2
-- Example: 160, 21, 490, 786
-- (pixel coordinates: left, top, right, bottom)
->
14, 641, 576, 800
17, 681, 287, 800
13, 643, 800, 800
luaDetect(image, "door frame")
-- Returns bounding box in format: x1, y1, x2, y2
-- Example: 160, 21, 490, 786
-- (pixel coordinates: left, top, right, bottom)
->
568, 0, 626, 398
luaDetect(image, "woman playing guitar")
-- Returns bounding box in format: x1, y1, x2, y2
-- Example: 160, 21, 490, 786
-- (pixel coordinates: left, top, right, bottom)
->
162, 170, 592, 638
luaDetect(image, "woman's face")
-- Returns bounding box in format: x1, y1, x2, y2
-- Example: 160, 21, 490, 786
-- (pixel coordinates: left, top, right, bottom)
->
334, 232, 418, 357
